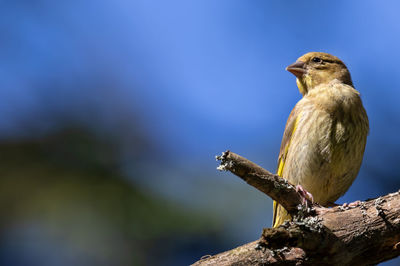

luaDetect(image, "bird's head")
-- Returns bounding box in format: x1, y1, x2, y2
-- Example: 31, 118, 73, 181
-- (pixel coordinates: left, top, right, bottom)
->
286, 52, 352, 95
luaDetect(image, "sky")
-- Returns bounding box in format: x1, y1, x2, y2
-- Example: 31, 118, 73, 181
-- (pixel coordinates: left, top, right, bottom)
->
1, 0, 400, 265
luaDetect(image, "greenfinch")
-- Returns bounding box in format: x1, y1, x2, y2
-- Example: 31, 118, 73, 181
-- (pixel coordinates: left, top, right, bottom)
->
272, 52, 369, 227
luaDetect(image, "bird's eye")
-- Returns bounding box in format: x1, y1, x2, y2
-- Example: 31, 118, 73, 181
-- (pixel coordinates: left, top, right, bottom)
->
312, 57, 321, 63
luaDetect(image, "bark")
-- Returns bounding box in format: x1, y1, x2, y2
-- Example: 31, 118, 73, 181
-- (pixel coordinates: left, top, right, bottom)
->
215, 151, 313, 216
193, 151, 400, 265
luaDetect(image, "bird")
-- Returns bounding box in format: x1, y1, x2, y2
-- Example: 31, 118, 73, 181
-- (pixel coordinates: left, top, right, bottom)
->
272, 52, 369, 228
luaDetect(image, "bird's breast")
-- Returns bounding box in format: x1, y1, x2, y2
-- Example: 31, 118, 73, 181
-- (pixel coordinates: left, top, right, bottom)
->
282, 85, 368, 204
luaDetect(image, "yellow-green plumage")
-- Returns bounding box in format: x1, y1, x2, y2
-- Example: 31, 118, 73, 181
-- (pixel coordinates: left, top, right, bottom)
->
272, 52, 369, 228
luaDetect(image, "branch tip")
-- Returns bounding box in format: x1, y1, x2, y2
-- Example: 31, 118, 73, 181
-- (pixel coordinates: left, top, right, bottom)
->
215, 150, 232, 171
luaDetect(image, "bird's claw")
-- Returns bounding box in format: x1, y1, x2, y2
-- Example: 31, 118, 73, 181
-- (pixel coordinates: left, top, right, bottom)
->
342, 200, 361, 208
295, 185, 314, 206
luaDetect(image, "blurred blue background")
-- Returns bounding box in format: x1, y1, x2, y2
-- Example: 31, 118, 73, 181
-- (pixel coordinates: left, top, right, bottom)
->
1, 0, 399, 265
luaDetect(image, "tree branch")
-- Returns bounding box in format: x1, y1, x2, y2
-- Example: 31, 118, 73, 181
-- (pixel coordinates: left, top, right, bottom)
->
193, 151, 400, 265
215, 150, 312, 216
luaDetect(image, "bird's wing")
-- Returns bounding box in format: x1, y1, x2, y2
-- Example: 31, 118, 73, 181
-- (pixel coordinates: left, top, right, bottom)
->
272, 105, 302, 227
277, 106, 302, 177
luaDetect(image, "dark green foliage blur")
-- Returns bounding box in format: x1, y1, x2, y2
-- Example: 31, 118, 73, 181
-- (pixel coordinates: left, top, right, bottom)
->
0, 127, 225, 266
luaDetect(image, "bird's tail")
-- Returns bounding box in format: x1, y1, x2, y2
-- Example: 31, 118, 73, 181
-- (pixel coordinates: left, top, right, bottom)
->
272, 200, 291, 227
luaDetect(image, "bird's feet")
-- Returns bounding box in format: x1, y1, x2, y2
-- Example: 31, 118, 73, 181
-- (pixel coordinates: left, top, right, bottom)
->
317, 201, 362, 215
341, 200, 361, 208
295, 185, 314, 206
326, 201, 361, 208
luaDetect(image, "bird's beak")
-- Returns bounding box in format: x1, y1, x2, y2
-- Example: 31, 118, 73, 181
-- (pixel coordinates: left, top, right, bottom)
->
286, 60, 306, 78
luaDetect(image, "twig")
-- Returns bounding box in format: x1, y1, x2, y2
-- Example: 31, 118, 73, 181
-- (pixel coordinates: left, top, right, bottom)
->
216, 150, 313, 216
